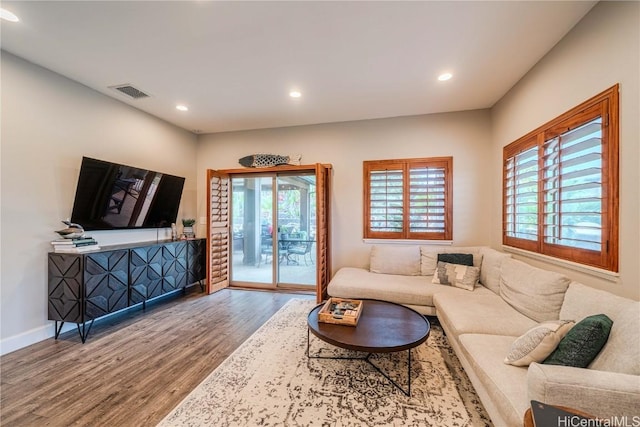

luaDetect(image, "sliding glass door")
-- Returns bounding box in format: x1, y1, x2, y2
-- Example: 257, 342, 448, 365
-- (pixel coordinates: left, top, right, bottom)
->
230, 173, 316, 288
277, 173, 316, 286
230, 176, 273, 285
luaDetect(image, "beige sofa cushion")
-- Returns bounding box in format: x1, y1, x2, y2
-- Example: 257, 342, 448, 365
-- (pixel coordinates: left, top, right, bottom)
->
500, 258, 570, 322
560, 282, 635, 322
528, 362, 640, 419
370, 245, 420, 276
590, 302, 640, 375
479, 247, 511, 294
434, 291, 537, 337
458, 334, 530, 427
328, 267, 494, 308
559, 282, 639, 375
420, 246, 482, 276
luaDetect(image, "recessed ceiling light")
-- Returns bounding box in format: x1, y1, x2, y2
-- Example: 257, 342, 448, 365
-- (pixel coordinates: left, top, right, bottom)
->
0, 8, 19, 22
289, 91, 302, 98
176, 105, 189, 112
438, 73, 453, 82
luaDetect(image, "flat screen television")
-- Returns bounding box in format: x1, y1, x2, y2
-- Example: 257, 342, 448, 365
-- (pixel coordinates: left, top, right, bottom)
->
70, 157, 185, 230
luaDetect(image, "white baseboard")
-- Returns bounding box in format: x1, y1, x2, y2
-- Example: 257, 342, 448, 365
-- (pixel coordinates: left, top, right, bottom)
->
0, 322, 75, 355
1, 287, 202, 355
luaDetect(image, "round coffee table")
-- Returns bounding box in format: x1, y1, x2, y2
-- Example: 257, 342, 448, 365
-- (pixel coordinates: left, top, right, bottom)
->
307, 299, 430, 396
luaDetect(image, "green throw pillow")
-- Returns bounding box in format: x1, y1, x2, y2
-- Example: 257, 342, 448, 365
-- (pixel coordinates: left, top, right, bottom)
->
543, 314, 613, 368
437, 253, 474, 267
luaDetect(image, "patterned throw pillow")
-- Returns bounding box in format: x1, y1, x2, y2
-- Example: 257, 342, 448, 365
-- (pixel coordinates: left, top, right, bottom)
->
543, 314, 613, 368
504, 320, 575, 366
432, 261, 480, 291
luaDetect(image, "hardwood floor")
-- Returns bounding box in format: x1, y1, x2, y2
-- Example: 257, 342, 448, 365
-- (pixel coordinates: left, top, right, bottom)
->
0, 288, 314, 426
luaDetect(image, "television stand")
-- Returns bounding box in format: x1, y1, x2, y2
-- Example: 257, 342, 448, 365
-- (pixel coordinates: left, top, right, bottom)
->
48, 238, 206, 343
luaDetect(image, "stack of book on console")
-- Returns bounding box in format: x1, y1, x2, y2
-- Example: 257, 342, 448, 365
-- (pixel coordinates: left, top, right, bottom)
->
51, 237, 100, 253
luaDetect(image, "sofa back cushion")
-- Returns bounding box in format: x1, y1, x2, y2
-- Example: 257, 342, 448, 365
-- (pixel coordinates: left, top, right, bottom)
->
369, 245, 421, 276
500, 258, 570, 322
420, 246, 482, 276
478, 247, 511, 294
561, 283, 639, 375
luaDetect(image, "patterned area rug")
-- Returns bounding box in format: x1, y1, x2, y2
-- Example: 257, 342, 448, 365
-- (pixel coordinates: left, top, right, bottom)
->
159, 299, 492, 427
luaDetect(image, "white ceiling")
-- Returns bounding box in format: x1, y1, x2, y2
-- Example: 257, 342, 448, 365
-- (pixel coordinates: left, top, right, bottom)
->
1, 1, 596, 134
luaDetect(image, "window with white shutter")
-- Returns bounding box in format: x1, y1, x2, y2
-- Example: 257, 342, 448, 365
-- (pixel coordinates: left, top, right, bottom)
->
502, 85, 618, 272
364, 157, 452, 240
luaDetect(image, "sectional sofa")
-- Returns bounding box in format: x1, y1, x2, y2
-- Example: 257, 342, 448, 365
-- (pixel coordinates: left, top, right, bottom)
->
328, 245, 640, 427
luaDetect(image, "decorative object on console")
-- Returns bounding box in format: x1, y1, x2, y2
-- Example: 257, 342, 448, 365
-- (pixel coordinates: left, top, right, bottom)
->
51, 238, 100, 253
238, 153, 301, 168
55, 220, 85, 239
182, 218, 196, 238
504, 320, 575, 366
543, 314, 613, 368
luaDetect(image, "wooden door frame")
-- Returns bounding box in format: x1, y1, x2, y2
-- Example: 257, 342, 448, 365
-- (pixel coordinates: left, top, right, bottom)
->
206, 164, 332, 301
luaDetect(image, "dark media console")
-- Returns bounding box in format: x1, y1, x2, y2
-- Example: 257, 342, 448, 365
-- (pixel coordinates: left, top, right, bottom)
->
48, 238, 206, 343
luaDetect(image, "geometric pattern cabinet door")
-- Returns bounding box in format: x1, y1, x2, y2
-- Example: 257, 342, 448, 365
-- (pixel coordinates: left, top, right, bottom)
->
161, 241, 187, 293
48, 239, 203, 343
129, 245, 163, 304
187, 239, 206, 286
84, 249, 129, 320
48, 253, 84, 323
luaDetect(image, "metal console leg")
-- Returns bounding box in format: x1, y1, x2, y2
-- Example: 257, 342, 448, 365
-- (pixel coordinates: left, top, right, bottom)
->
76, 320, 95, 343
54, 321, 64, 339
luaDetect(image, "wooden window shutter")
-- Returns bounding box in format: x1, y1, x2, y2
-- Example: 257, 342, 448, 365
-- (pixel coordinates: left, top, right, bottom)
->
503, 139, 540, 252
502, 84, 618, 271
207, 170, 230, 294
406, 158, 452, 240
364, 161, 405, 239
364, 157, 452, 240
315, 164, 332, 302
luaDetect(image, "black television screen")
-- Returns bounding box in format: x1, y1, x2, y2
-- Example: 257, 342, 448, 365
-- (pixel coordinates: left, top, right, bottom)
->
70, 157, 185, 230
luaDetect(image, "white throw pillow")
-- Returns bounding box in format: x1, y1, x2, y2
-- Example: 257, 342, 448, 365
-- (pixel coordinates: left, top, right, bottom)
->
504, 320, 575, 366
431, 261, 480, 291
369, 245, 421, 276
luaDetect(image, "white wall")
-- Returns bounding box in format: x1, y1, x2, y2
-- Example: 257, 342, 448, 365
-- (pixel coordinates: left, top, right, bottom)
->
490, 1, 639, 299
0, 52, 198, 354
197, 110, 493, 271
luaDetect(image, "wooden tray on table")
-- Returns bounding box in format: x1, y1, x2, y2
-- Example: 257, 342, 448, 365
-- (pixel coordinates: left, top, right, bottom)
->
318, 297, 363, 326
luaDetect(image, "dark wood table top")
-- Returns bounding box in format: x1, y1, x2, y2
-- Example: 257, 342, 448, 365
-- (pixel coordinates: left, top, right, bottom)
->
307, 299, 430, 353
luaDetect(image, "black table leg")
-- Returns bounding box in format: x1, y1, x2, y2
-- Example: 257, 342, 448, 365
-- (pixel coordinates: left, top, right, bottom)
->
307, 331, 413, 397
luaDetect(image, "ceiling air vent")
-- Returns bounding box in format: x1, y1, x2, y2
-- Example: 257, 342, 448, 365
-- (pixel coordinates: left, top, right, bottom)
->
109, 84, 150, 100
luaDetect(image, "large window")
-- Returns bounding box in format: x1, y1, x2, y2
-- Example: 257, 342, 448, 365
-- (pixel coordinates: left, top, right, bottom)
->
503, 85, 619, 271
363, 157, 453, 240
